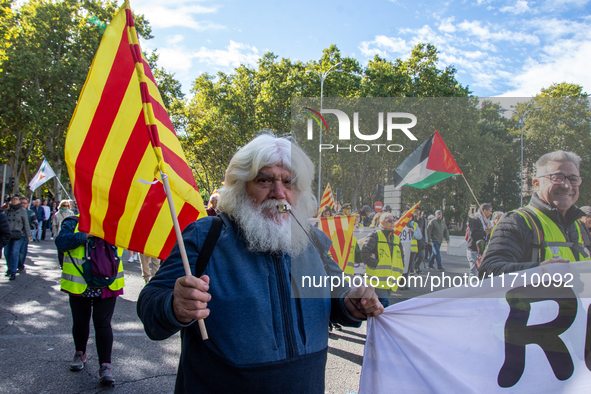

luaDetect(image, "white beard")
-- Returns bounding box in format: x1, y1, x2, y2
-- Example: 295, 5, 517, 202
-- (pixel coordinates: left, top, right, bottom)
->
233, 192, 311, 256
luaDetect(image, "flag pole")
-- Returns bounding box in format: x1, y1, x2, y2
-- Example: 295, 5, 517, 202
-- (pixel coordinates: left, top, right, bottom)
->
54, 177, 72, 200
462, 174, 481, 208
161, 172, 208, 340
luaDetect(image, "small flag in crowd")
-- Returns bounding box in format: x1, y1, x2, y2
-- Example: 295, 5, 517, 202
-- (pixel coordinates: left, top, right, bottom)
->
317, 183, 338, 217
29, 158, 57, 192
319, 215, 356, 271
393, 130, 462, 189
393, 201, 421, 236
64, 0, 206, 260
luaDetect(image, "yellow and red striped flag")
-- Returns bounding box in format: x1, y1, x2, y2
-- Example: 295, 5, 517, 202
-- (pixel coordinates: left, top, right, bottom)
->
319, 215, 356, 271
64, 1, 206, 260
317, 183, 337, 217
393, 201, 421, 236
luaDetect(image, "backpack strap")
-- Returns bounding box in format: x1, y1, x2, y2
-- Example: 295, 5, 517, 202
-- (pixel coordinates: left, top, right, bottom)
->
309, 229, 334, 276
67, 250, 85, 278
194, 217, 224, 277
517, 207, 545, 263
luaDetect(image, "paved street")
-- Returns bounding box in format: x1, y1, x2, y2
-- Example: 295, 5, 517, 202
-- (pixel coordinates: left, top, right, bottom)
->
0, 238, 469, 394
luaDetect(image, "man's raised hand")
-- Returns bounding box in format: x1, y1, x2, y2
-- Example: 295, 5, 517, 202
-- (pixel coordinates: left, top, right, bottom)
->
173, 275, 211, 324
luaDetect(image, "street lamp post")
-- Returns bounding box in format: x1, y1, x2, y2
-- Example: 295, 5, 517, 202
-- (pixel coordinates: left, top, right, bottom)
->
309, 62, 342, 205
512, 102, 541, 207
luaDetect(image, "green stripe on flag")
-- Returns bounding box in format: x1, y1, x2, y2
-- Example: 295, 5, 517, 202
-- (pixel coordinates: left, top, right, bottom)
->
407, 172, 455, 189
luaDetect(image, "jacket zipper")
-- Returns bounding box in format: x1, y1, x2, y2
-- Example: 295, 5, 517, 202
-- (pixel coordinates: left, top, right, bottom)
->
273, 254, 297, 358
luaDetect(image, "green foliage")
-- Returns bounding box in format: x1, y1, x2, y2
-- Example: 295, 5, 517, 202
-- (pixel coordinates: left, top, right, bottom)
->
183, 43, 476, 202
147, 50, 186, 132
0, 0, 157, 198
517, 83, 591, 205
2, 1, 588, 223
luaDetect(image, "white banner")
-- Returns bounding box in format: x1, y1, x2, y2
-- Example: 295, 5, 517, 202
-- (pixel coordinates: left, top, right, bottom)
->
29, 158, 56, 192
360, 262, 591, 393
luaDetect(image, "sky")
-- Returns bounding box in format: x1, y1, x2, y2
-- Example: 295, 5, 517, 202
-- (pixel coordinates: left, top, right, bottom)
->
129, 0, 591, 98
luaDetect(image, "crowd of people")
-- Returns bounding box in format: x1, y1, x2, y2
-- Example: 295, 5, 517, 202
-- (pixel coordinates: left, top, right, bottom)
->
0, 196, 81, 279
1, 134, 590, 392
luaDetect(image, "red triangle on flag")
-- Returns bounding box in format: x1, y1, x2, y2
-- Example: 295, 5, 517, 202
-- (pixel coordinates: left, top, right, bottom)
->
426, 131, 462, 175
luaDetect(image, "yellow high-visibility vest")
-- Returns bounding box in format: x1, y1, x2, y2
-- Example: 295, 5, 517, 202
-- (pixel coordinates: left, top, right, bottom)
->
365, 231, 403, 291
515, 206, 591, 263
61, 220, 124, 294
410, 221, 418, 252
343, 237, 358, 277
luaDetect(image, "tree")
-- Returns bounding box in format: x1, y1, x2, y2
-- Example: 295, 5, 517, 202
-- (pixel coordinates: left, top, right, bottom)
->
147, 50, 187, 133
518, 83, 591, 204
0, 0, 153, 198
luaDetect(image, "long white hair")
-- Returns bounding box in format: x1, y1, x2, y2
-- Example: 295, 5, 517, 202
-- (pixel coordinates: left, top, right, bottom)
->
218, 133, 317, 255
218, 133, 316, 218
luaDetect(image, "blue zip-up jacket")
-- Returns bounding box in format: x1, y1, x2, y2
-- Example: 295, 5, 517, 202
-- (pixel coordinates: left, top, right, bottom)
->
32, 205, 45, 222
137, 213, 361, 393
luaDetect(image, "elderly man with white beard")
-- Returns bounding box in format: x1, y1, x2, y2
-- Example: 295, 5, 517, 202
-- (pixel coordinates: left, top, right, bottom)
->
137, 134, 383, 394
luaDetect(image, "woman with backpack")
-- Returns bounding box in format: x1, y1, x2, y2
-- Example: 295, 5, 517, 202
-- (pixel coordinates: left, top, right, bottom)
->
55, 216, 124, 387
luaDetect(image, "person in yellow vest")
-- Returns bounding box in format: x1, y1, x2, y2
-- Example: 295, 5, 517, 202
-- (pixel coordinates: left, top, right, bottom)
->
343, 236, 362, 278
361, 212, 404, 307
353, 211, 364, 228
480, 150, 591, 277
406, 211, 424, 280
55, 216, 124, 386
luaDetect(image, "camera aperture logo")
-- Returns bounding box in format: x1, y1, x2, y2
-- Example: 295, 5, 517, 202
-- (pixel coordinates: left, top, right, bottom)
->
304, 107, 418, 153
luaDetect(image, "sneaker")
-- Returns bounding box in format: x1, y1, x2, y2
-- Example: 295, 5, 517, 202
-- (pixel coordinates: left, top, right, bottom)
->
99, 363, 114, 386
70, 351, 86, 371
9, 274, 16, 281
438, 267, 445, 271
428, 266, 435, 270
334, 323, 342, 331
416, 269, 422, 275
4, 271, 11, 277
17, 267, 25, 274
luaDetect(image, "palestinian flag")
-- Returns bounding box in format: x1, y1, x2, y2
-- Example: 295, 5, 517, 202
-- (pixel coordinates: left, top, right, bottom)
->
393, 131, 462, 189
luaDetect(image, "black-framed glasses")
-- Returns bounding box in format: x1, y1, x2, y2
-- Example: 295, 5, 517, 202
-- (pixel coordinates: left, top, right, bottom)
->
539, 173, 583, 187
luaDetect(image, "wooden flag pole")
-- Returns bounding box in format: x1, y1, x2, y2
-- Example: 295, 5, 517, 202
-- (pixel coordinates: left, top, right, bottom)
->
462, 174, 481, 209
161, 173, 208, 340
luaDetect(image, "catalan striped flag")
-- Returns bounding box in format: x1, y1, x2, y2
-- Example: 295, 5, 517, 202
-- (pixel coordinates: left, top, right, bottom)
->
393, 201, 421, 236
64, 1, 206, 260
319, 215, 356, 271
317, 183, 337, 217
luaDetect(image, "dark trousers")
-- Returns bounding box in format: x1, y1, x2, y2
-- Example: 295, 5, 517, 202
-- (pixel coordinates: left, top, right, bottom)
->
412, 248, 425, 271
41, 220, 49, 240
69, 295, 117, 365
19, 237, 28, 270
424, 243, 432, 261
4, 238, 23, 274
